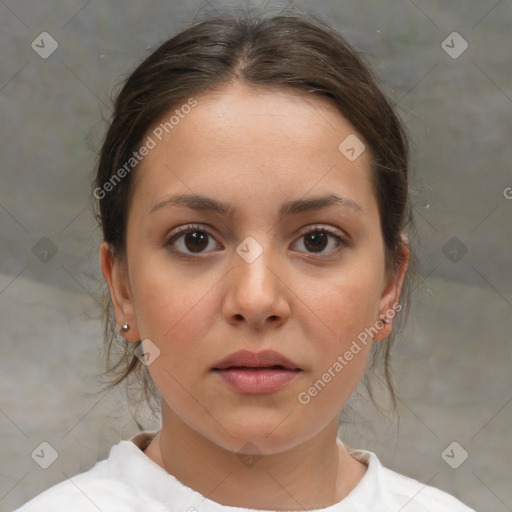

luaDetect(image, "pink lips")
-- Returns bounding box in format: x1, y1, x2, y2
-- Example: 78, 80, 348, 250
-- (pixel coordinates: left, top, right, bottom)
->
211, 349, 302, 395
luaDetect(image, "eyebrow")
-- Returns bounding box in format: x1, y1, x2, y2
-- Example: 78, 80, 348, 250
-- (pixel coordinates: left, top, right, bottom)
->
149, 193, 364, 217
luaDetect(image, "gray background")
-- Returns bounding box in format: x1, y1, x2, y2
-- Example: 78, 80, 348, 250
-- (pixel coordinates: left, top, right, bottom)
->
1, 0, 511, 510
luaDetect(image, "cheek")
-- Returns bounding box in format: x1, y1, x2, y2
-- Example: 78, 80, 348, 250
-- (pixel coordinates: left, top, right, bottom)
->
134, 275, 215, 346
295, 282, 376, 421
295, 262, 384, 342
291, 255, 383, 407
128, 244, 214, 337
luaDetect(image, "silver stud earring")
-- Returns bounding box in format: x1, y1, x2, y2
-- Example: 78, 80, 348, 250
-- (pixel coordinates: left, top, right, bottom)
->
121, 323, 130, 332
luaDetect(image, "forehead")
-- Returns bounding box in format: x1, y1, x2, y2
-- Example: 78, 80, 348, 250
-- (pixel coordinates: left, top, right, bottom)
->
131, 82, 375, 217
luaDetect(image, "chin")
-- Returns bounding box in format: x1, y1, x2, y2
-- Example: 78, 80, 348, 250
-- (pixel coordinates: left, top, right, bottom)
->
209, 421, 308, 456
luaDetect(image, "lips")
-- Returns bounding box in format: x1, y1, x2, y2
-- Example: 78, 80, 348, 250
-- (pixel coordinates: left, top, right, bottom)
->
212, 350, 302, 395
211, 349, 301, 371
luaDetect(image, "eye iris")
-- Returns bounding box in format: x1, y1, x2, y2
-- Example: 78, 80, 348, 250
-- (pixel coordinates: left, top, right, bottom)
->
304, 231, 328, 252
185, 231, 208, 252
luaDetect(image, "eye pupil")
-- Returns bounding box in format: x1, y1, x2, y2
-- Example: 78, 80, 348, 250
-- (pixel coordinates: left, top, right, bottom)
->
185, 231, 208, 252
304, 232, 328, 252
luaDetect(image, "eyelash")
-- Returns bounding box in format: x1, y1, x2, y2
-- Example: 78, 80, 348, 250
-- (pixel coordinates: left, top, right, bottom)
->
165, 224, 348, 260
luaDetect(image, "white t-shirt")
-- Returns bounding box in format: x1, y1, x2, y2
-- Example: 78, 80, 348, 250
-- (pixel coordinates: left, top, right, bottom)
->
15, 431, 476, 512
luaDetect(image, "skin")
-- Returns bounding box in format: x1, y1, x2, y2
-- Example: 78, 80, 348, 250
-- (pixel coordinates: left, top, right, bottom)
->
100, 82, 409, 510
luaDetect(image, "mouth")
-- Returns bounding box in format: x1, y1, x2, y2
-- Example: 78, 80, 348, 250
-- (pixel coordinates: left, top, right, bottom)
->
211, 349, 302, 372
211, 350, 302, 394
213, 365, 300, 371
212, 367, 301, 395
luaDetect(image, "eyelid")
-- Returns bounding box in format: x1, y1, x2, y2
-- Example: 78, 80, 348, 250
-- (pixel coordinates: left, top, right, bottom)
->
167, 223, 216, 240
296, 223, 347, 241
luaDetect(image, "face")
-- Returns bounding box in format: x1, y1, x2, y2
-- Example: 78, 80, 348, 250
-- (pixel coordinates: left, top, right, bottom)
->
102, 83, 407, 455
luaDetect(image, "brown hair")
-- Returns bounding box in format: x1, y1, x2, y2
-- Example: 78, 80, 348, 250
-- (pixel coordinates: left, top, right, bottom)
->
93, 9, 417, 416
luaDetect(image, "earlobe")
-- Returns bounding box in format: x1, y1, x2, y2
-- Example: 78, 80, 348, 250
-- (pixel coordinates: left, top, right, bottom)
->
99, 241, 140, 343
374, 236, 410, 342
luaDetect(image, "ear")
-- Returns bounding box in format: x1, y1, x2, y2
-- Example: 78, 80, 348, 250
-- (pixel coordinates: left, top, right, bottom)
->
373, 235, 410, 342
99, 241, 140, 343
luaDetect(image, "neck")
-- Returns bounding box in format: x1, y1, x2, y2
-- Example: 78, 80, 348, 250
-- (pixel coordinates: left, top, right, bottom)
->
143, 402, 365, 510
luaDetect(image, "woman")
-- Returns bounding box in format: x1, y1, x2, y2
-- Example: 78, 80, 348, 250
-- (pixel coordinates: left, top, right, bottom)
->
16, 10, 475, 511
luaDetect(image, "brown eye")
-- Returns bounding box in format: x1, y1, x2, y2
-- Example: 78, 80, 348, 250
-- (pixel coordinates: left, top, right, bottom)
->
303, 231, 329, 252
292, 227, 347, 256
182, 231, 209, 253
166, 225, 220, 257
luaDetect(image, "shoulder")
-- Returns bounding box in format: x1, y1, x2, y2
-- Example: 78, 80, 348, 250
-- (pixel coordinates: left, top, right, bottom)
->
13, 432, 161, 512
348, 448, 476, 512
13, 459, 139, 512
380, 464, 476, 511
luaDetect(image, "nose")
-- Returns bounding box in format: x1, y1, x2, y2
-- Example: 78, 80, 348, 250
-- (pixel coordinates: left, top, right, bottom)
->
222, 242, 291, 331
